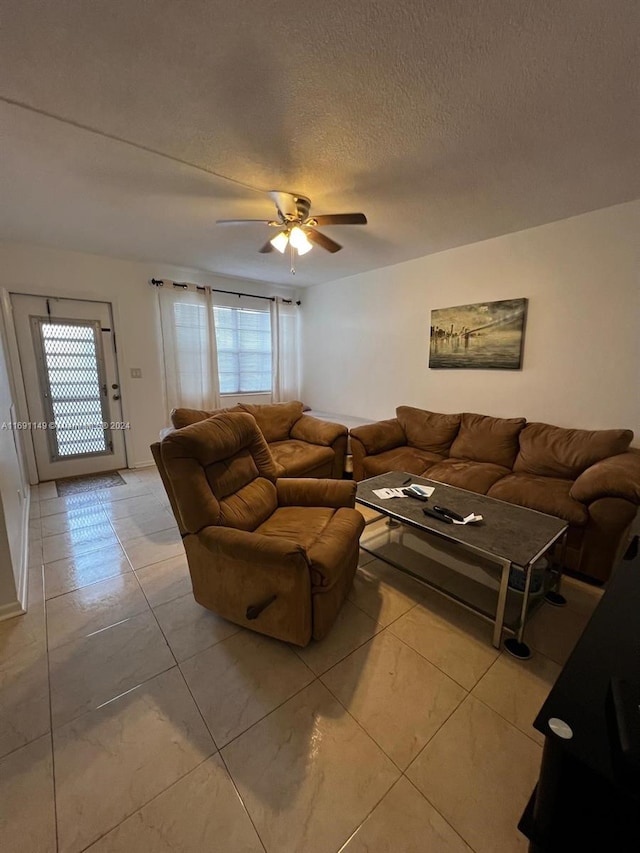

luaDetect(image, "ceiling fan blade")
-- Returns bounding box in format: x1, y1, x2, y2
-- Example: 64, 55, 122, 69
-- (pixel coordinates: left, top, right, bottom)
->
307, 213, 367, 226
216, 219, 273, 225
306, 229, 342, 253
258, 240, 274, 253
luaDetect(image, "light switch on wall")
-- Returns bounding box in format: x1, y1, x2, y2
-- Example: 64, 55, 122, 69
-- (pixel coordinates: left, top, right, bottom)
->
130, 368, 143, 378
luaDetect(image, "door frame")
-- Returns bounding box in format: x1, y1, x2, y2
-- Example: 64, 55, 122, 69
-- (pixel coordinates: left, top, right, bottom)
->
1, 286, 132, 484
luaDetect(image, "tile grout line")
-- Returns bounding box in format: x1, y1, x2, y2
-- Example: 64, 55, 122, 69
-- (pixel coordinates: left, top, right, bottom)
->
42, 558, 61, 853
330, 772, 402, 853
43, 555, 133, 603
401, 687, 469, 776
49, 659, 178, 732
396, 694, 489, 853
398, 690, 540, 853
317, 634, 468, 781
290, 608, 388, 676
401, 774, 481, 853
142, 555, 270, 853
67, 494, 217, 848
469, 688, 546, 750
212, 668, 319, 753
49, 509, 212, 851
215, 746, 270, 853
319, 671, 409, 774
387, 627, 482, 692
75, 756, 216, 852
46, 528, 171, 731
24, 479, 187, 848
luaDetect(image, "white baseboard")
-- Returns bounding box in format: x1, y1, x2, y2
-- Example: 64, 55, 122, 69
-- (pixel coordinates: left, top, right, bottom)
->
130, 459, 156, 469
0, 599, 25, 622
16, 487, 31, 612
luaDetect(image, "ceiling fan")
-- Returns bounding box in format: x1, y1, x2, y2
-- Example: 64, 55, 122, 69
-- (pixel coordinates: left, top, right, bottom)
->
216, 191, 367, 256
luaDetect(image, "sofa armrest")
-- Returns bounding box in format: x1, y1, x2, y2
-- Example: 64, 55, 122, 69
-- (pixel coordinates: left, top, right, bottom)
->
570, 450, 640, 505
350, 418, 406, 454
290, 415, 347, 446
199, 525, 307, 565
277, 478, 356, 509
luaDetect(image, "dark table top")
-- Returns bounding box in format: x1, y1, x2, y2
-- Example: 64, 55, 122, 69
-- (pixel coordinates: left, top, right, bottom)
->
356, 471, 567, 568
533, 552, 640, 793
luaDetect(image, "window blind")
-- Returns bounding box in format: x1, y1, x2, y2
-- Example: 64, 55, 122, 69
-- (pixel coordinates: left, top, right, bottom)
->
213, 306, 272, 394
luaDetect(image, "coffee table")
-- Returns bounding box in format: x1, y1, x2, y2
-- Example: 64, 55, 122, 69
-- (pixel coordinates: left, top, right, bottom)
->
356, 472, 569, 659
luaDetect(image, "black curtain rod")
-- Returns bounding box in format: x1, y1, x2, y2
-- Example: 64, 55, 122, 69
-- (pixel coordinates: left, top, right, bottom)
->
150, 278, 300, 305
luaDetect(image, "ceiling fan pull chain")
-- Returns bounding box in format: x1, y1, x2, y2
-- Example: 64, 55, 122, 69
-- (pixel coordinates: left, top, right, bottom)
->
289, 242, 296, 275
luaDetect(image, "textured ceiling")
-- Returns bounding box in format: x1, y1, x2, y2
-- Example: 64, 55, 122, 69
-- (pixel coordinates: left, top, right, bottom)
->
1, 0, 639, 286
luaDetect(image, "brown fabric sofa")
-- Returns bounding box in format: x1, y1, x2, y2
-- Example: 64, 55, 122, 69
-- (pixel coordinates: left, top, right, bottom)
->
350, 405, 640, 583
151, 412, 364, 646
171, 400, 347, 479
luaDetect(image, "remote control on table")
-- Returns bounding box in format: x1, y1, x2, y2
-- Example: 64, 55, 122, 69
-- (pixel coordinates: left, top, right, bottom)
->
422, 506, 453, 524
433, 505, 466, 522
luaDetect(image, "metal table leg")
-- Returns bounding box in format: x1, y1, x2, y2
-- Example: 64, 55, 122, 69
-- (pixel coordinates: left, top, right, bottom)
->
493, 557, 511, 649
546, 530, 568, 607
505, 561, 534, 659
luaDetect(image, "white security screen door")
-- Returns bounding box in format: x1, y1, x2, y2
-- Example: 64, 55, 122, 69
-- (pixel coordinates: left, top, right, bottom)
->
11, 295, 127, 480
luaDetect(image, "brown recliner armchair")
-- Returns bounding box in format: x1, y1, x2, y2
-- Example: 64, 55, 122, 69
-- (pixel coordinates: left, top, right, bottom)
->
151, 412, 364, 646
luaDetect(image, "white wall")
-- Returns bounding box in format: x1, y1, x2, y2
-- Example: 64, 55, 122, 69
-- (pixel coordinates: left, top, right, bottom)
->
0, 316, 28, 616
301, 200, 640, 440
0, 243, 299, 472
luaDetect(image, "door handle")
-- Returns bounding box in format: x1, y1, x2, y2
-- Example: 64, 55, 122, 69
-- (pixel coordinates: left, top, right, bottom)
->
112, 394, 121, 400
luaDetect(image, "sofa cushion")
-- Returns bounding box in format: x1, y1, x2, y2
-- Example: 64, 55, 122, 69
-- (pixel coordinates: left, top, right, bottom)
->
238, 401, 304, 442
513, 422, 634, 479
426, 459, 511, 495
269, 440, 334, 477
396, 406, 461, 454
449, 412, 526, 469
362, 446, 444, 478
488, 473, 588, 526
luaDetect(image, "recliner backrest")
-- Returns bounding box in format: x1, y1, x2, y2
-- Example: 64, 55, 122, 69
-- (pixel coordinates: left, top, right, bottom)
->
170, 404, 242, 429
160, 413, 281, 534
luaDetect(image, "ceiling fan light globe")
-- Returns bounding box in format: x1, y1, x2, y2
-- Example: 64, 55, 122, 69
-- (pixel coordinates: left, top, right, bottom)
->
289, 226, 313, 253
270, 231, 289, 253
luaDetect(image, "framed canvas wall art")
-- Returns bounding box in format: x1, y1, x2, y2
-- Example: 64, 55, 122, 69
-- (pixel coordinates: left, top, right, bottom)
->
429, 298, 528, 369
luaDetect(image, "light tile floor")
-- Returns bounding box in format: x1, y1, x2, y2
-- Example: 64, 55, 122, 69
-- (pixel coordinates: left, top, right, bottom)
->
0, 469, 603, 853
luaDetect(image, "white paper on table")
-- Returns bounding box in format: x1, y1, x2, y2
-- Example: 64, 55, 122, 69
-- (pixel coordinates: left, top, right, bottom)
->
372, 487, 407, 499
452, 513, 483, 525
372, 484, 436, 500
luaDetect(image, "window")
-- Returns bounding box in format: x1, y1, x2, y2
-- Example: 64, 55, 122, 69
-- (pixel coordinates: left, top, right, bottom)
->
213, 306, 272, 394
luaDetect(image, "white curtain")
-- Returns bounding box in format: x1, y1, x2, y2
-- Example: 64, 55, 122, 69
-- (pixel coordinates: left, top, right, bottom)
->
158, 284, 221, 414
270, 299, 300, 402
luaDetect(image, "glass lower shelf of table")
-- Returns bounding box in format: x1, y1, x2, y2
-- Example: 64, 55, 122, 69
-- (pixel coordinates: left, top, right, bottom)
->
360, 517, 561, 652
